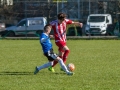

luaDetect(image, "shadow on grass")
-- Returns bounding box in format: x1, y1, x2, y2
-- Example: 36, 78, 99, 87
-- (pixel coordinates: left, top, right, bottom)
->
54, 72, 66, 75
0, 71, 33, 75
0, 72, 66, 75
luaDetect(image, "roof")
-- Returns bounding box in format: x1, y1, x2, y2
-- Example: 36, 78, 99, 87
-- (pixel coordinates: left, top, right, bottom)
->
89, 14, 111, 16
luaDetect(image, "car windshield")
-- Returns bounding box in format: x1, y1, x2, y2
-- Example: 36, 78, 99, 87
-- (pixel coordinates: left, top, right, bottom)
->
88, 16, 105, 22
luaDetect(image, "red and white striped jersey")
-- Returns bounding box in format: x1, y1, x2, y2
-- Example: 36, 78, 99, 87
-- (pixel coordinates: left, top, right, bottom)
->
50, 19, 73, 42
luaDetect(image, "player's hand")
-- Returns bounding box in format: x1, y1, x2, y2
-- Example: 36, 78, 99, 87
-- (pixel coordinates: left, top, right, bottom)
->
79, 23, 83, 28
49, 35, 54, 38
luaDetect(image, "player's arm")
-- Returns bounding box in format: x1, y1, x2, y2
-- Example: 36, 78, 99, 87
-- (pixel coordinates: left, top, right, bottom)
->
40, 35, 53, 43
66, 19, 83, 28
40, 38, 48, 43
73, 22, 83, 28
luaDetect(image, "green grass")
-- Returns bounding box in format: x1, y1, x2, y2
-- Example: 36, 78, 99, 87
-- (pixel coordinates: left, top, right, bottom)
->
0, 40, 120, 90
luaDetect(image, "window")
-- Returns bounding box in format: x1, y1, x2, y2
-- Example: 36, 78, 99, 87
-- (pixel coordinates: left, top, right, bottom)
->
29, 19, 43, 25
17, 20, 26, 26
89, 16, 105, 22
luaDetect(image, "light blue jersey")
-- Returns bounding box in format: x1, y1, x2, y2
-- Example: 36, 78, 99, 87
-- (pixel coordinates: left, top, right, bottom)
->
40, 33, 52, 53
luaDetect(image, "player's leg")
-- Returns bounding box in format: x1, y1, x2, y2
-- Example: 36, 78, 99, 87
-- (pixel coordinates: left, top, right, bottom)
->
52, 47, 64, 67
52, 41, 65, 67
62, 45, 70, 64
50, 53, 74, 75
56, 41, 69, 64
37, 61, 53, 71
34, 61, 53, 74
58, 48, 64, 59
56, 57, 74, 75
34, 51, 55, 74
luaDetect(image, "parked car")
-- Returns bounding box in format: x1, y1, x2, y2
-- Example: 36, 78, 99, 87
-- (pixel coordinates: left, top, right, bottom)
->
5, 24, 14, 28
0, 22, 5, 36
1, 17, 47, 37
0, 22, 5, 31
85, 14, 112, 35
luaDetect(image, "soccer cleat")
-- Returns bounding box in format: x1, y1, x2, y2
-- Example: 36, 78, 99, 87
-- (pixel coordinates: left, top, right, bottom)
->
34, 67, 39, 75
67, 72, 74, 76
48, 66, 55, 72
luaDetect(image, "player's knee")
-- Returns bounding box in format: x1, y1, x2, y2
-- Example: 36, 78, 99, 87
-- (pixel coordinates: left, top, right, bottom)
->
63, 50, 70, 59
49, 61, 53, 66
57, 58, 63, 63
56, 56, 61, 60
65, 50, 70, 53
59, 48, 64, 52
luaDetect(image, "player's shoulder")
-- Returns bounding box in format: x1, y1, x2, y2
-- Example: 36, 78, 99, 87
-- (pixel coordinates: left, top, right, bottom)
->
65, 19, 72, 22
50, 20, 58, 25
64, 19, 74, 24
40, 33, 44, 36
40, 33, 47, 38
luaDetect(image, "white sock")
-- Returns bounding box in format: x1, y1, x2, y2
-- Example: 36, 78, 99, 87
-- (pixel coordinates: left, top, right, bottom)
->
58, 59, 69, 73
37, 62, 53, 71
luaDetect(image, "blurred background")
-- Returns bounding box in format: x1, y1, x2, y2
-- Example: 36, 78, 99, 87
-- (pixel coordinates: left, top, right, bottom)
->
0, 0, 120, 36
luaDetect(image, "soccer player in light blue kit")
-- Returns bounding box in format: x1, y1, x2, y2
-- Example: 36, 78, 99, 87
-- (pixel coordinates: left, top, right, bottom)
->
34, 24, 74, 75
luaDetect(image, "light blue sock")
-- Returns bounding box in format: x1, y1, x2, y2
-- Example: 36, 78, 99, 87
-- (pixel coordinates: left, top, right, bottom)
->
37, 62, 53, 71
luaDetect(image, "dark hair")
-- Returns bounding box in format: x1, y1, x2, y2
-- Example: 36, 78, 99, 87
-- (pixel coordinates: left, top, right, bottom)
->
57, 13, 66, 20
44, 24, 51, 32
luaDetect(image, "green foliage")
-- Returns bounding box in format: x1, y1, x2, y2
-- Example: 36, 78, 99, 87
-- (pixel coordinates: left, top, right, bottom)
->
67, 24, 77, 36
0, 40, 120, 90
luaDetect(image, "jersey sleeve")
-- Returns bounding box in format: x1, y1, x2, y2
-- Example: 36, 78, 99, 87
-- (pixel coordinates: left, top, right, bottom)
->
50, 20, 56, 26
40, 33, 48, 43
65, 19, 74, 24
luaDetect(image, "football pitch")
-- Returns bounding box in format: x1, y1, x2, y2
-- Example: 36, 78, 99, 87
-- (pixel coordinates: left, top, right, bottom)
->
0, 40, 120, 90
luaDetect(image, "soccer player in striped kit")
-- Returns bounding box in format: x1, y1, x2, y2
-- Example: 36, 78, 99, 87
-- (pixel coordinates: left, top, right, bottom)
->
34, 24, 74, 75
49, 12, 83, 72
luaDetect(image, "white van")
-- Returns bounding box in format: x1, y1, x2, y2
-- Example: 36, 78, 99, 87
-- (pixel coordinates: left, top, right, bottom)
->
1, 17, 47, 36
85, 14, 112, 35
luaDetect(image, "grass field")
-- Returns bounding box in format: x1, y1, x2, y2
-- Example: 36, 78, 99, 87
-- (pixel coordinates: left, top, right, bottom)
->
0, 40, 120, 90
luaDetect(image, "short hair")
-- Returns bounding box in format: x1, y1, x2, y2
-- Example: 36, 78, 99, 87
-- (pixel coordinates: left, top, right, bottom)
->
44, 24, 51, 32
57, 12, 67, 20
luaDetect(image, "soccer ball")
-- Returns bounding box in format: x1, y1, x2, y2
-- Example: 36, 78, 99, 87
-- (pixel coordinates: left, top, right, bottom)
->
67, 63, 75, 72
